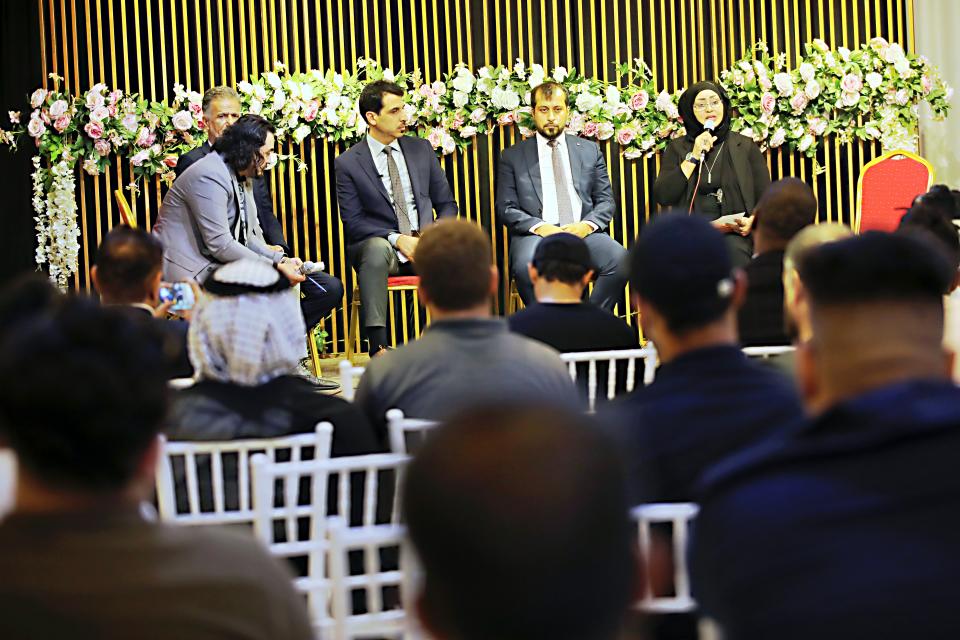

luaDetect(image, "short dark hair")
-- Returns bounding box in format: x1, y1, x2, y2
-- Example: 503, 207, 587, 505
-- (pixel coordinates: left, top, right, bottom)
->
212, 114, 275, 174
94, 225, 163, 302
416, 220, 492, 311
754, 177, 817, 244
800, 231, 954, 308
201, 86, 241, 115
531, 81, 568, 110
0, 273, 61, 340
910, 184, 960, 221
899, 197, 960, 272
403, 405, 635, 640
358, 80, 404, 125
535, 258, 590, 285
0, 298, 168, 491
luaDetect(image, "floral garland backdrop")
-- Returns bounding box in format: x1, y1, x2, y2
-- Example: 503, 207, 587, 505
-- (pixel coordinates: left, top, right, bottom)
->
0, 37, 949, 289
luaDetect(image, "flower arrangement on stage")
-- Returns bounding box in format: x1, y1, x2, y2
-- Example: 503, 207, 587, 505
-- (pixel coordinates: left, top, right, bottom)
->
0, 38, 950, 288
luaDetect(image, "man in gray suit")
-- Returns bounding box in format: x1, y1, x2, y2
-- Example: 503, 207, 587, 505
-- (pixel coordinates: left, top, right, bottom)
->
154, 115, 305, 287
335, 81, 458, 355
496, 81, 627, 311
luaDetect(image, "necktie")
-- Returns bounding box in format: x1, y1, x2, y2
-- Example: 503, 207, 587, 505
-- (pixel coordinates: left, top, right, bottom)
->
384, 146, 412, 236
547, 138, 574, 226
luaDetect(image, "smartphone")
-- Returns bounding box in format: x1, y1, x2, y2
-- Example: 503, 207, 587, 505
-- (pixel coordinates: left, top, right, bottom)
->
158, 282, 195, 312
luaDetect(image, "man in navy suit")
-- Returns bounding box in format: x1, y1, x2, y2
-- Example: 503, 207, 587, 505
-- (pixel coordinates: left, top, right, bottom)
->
335, 81, 458, 355
175, 87, 344, 334
496, 82, 627, 311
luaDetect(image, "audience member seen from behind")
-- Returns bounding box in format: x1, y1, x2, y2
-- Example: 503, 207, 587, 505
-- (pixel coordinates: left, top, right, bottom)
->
0, 299, 313, 640
692, 232, 960, 640
782, 223, 852, 343
737, 177, 817, 347
606, 213, 804, 505
355, 219, 578, 443
165, 259, 378, 457
91, 225, 194, 379
898, 192, 960, 382
404, 405, 640, 640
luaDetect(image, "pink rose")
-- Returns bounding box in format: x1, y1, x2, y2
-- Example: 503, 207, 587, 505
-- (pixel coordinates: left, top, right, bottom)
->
136, 128, 156, 148
790, 92, 809, 113
303, 99, 320, 122
90, 105, 110, 122
27, 115, 46, 137
921, 74, 933, 95
84, 121, 104, 139
427, 129, 442, 149
760, 92, 777, 114
582, 121, 599, 137
53, 114, 71, 132
189, 103, 203, 118
616, 128, 635, 146
107, 104, 118, 118
121, 113, 139, 132
48, 99, 69, 118
451, 114, 465, 129
94, 138, 111, 156
109, 90, 123, 104
840, 73, 863, 93
163, 156, 178, 168
497, 111, 515, 126
895, 88, 910, 105
30, 89, 48, 109
130, 149, 150, 167
629, 90, 649, 111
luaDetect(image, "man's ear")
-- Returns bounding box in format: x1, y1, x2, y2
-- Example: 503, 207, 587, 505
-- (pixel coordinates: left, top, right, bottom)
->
148, 270, 163, 306
581, 269, 596, 287
488, 266, 499, 296
90, 265, 101, 296
730, 268, 748, 310
527, 263, 539, 287
796, 339, 820, 411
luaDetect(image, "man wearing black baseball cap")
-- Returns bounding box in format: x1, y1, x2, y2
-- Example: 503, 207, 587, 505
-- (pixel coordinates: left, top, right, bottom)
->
508, 233, 637, 354
606, 213, 804, 504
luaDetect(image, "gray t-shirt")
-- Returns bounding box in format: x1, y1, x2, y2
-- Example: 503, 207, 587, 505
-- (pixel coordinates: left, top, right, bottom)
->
356, 317, 580, 435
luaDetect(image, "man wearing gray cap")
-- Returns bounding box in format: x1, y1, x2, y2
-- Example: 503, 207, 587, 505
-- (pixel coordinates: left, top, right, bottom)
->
605, 213, 804, 505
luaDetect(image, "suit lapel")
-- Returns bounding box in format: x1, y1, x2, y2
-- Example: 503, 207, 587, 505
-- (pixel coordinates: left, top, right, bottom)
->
566, 134, 587, 200
523, 138, 543, 206
355, 140, 393, 207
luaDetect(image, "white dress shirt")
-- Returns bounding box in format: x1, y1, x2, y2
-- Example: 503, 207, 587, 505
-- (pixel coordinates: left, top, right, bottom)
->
366, 135, 419, 247
534, 133, 583, 228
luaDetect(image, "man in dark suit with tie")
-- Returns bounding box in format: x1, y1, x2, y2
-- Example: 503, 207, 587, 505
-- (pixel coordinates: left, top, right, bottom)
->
335, 81, 458, 355
496, 82, 627, 311
175, 87, 343, 334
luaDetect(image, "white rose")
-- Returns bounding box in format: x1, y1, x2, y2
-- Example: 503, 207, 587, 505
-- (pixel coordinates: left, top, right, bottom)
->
799, 62, 816, 82
894, 57, 911, 77
552, 66, 568, 82
30, 89, 48, 108
491, 86, 520, 111
292, 124, 311, 143
237, 80, 254, 94
769, 127, 787, 148
838, 46, 851, 61
804, 80, 821, 100
773, 72, 793, 97
655, 91, 678, 118
864, 123, 881, 139
339, 96, 354, 110
85, 90, 105, 109
382, 69, 395, 82
513, 60, 526, 79
322, 106, 340, 126
272, 90, 286, 110
90, 105, 110, 122
49, 100, 69, 118
453, 90, 470, 108
478, 66, 492, 80
884, 43, 906, 64
171, 110, 194, 131
528, 63, 546, 89
460, 125, 477, 138
739, 60, 753, 72
82, 159, 100, 175
895, 88, 910, 105
840, 91, 860, 107
451, 69, 475, 94
441, 133, 456, 155
596, 122, 615, 140
27, 115, 46, 137
249, 98, 263, 114
754, 61, 767, 77
605, 85, 621, 105
798, 133, 815, 152
865, 72, 883, 90
575, 92, 602, 112
253, 84, 267, 101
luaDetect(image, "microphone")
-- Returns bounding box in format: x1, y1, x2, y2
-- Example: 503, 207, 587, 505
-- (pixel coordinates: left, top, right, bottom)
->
300, 260, 326, 275
698, 118, 718, 161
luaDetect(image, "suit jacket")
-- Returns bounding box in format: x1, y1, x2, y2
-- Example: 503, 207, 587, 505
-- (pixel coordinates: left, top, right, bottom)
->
334, 135, 458, 248
175, 143, 289, 253
495, 134, 616, 235
653, 131, 771, 213
154, 152, 279, 283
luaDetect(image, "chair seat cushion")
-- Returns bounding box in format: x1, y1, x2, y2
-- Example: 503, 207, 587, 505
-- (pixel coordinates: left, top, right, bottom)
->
387, 276, 420, 287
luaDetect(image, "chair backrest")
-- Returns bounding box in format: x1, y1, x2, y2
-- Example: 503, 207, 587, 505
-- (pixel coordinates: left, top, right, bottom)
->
742, 345, 796, 360
339, 360, 366, 402
114, 189, 137, 228
155, 422, 333, 526
386, 408, 439, 454
328, 518, 420, 640
855, 149, 934, 233
559, 346, 658, 411
250, 452, 410, 630
632, 502, 700, 613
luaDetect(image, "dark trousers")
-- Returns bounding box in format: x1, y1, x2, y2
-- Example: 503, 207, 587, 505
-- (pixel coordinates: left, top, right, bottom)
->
510, 232, 628, 311
300, 270, 344, 330
353, 237, 415, 328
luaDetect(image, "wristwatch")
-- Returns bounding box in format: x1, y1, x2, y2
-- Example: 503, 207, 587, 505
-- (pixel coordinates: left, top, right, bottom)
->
684, 152, 700, 164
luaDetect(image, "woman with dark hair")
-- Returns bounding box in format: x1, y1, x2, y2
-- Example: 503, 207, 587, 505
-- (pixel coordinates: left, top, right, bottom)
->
653, 81, 771, 266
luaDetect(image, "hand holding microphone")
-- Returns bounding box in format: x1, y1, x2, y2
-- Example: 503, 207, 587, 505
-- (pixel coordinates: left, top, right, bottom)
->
692, 119, 718, 161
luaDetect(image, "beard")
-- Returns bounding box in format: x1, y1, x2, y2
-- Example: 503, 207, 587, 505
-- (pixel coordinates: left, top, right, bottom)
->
536, 122, 564, 139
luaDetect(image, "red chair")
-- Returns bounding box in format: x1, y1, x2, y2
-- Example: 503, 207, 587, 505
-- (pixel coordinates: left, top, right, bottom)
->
855, 149, 934, 233
345, 276, 424, 360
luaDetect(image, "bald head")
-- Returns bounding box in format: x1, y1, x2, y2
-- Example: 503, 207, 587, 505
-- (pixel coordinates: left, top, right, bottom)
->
403, 405, 636, 640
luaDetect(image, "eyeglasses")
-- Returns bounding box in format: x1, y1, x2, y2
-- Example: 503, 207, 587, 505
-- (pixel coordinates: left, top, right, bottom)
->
694, 99, 723, 110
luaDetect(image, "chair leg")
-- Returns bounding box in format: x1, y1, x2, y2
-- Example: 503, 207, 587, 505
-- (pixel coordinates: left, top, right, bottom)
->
308, 322, 322, 376
346, 286, 360, 362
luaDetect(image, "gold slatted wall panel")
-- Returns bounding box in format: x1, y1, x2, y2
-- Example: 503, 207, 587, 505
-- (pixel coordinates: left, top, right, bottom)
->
36, 0, 914, 348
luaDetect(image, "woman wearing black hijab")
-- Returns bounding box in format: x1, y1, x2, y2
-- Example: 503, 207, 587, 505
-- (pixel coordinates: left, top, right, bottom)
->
653, 81, 771, 267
